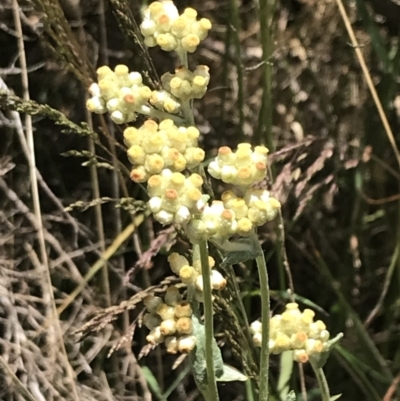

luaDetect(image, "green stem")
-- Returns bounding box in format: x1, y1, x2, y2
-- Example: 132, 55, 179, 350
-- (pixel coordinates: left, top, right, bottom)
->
199, 240, 220, 401
252, 231, 270, 400
256, 0, 275, 149
177, 49, 188, 67
310, 361, 331, 401
229, 0, 245, 142
181, 99, 195, 125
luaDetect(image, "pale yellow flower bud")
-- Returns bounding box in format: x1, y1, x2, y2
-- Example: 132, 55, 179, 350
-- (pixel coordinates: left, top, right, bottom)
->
130, 166, 149, 183
153, 210, 174, 225
176, 317, 193, 334
144, 154, 165, 174
293, 349, 309, 364
96, 65, 112, 80
319, 330, 330, 342
148, 197, 162, 213
141, 19, 157, 36
181, 33, 200, 52
170, 16, 190, 38
183, 7, 197, 20
157, 33, 178, 51
179, 265, 197, 285
123, 127, 142, 147
305, 339, 324, 356
110, 110, 129, 124
174, 301, 193, 318
156, 303, 176, 321
86, 96, 107, 114
129, 71, 143, 85
236, 217, 253, 236
184, 147, 205, 168
127, 145, 146, 165
290, 332, 308, 349
146, 326, 164, 345
193, 18, 212, 40
178, 335, 197, 353
160, 318, 177, 336
210, 270, 227, 290
168, 253, 189, 275
253, 332, 262, 347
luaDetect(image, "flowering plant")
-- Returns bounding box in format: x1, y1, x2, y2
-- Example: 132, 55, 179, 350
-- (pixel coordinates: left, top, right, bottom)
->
85, 2, 343, 400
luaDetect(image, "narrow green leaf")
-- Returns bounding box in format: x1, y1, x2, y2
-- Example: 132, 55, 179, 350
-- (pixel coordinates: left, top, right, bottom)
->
141, 366, 166, 401
277, 351, 293, 399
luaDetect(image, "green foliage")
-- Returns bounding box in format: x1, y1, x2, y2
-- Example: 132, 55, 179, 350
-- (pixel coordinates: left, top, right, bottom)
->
190, 315, 247, 387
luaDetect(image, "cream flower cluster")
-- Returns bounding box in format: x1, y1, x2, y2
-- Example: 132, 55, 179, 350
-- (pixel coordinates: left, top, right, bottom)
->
140, 1, 211, 53
208, 144, 269, 187
124, 119, 205, 182
186, 189, 281, 242
168, 253, 226, 301
161, 66, 210, 101
143, 288, 196, 353
147, 169, 205, 225
250, 303, 331, 364
86, 65, 151, 124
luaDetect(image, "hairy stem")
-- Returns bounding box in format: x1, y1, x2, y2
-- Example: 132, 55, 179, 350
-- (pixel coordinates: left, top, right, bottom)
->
310, 361, 331, 401
199, 240, 220, 401
252, 231, 270, 400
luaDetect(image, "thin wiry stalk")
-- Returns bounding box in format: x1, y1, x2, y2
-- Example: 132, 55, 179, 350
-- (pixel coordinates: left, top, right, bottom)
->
96, 0, 149, 393
256, 0, 275, 149
77, 15, 111, 307
276, 211, 295, 298
298, 364, 308, 401
217, 5, 232, 136
86, 111, 111, 307
229, 0, 245, 142
11, 1, 79, 400
0, 355, 38, 401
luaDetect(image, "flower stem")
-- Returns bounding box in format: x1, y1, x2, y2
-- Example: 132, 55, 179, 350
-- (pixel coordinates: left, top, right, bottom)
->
310, 361, 331, 401
199, 240, 220, 401
252, 231, 270, 401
